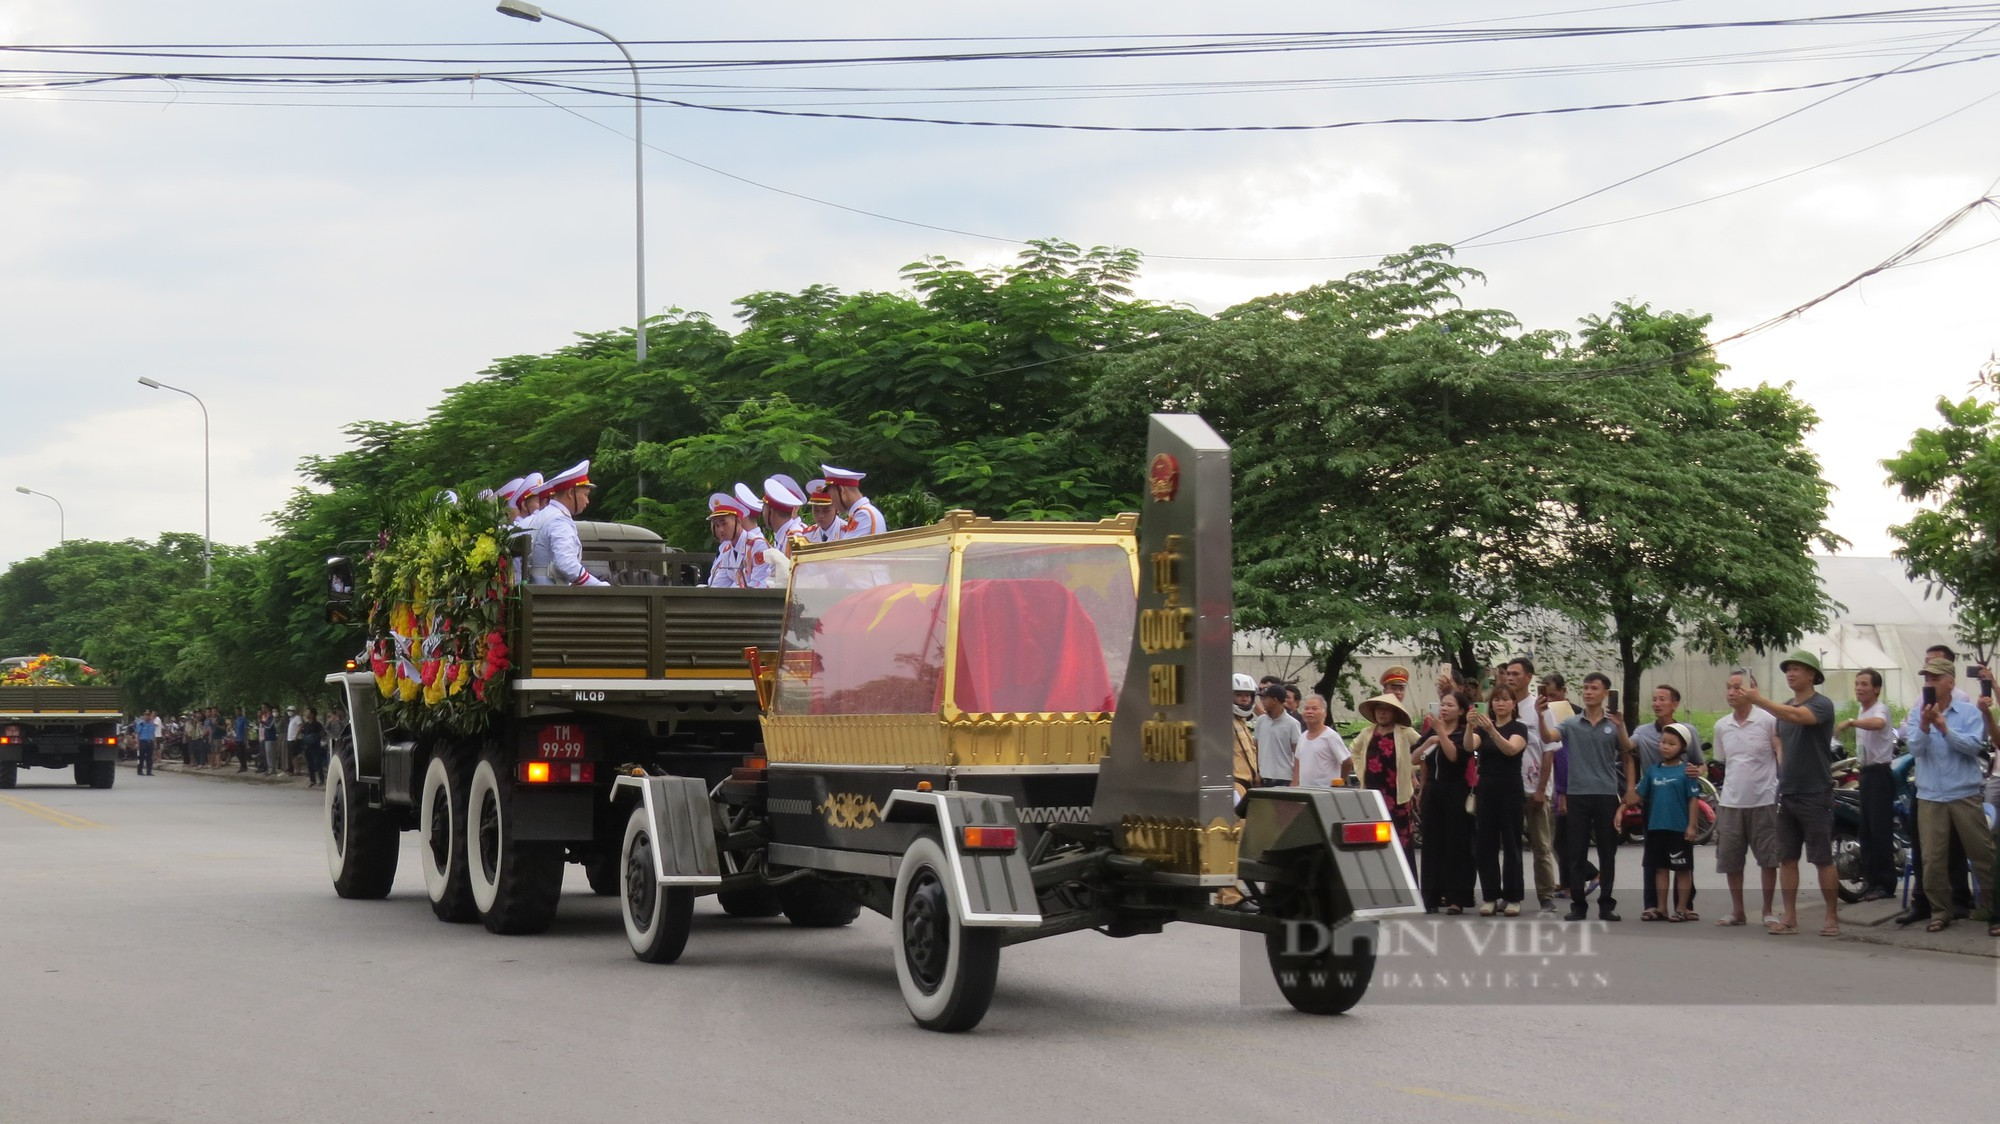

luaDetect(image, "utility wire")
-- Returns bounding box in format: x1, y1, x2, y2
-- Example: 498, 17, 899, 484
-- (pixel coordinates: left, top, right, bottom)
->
1455, 13, 2000, 243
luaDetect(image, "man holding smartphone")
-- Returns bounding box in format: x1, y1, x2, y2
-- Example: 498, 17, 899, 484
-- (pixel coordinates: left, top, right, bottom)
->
1894, 644, 1976, 925
1906, 658, 1997, 932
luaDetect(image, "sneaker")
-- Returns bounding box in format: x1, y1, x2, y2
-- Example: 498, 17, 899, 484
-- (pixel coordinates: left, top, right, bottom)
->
1539, 900, 1557, 917
1600, 911, 1622, 922
1503, 902, 1522, 917
1564, 909, 1589, 922
1478, 901, 1497, 916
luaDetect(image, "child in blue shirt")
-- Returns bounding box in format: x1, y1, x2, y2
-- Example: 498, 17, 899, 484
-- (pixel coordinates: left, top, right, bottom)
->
1641, 722, 1702, 921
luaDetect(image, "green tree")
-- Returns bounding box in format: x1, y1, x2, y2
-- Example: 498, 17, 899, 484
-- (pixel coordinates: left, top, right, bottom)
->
1883, 364, 2000, 661
1553, 303, 1840, 723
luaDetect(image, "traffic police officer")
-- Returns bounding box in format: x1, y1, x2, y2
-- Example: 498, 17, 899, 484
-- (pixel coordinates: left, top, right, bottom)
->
821, 464, 885, 540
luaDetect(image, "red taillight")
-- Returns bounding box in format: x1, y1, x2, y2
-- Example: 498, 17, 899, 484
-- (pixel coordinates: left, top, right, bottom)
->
517, 761, 595, 785
1340, 821, 1393, 846
959, 825, 1018, 852
95, 737, 119, 745
0, 736, 15, 745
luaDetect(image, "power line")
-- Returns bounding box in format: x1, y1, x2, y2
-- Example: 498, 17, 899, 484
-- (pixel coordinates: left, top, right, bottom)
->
1455, 13, 2000, 243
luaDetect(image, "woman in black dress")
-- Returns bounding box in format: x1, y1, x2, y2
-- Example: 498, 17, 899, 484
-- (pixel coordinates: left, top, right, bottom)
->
299, 707, 327, 788
1469, 685, 1529, 915
1418, 688, 1481, 914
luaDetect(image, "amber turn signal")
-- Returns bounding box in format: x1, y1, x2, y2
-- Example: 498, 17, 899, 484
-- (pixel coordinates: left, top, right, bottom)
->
959, 825, 1018, 851
1339, 821, 1393, 846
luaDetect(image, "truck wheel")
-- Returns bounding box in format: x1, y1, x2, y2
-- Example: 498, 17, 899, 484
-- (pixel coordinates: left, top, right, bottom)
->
90, 761, 116, 789
1262, 861, 1375, 1016
0, 763, 15, 788
717, 885, 784, 918
419, 750, 479, 922
326, 741, 399, 899
892, 835, 1000, 1033
584, 851, 621, 896
620, 804, 693, 963
467, 749, 563, 934
780, 878, 862, 928
74, 763, 91, 786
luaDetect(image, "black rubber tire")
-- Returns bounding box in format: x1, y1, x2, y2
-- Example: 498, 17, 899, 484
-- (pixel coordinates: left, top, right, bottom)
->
1262, 855, 1375, 1016
467, 748, 564, 935
1832, 821, 1864, 904
0, 762, 15, 788
325, 740, 399, 900
90, 761, 115, 789
74, 763, 92, 786
779, 878, 863, 928
584, 851, 621, 897
892, 835, 1001, 1033
717, 884, 785, 918
419, 747, 479, 923
620, 804, 694, 964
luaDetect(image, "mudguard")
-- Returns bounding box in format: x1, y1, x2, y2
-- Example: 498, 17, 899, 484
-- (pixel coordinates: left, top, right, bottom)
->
612, 774, 722, 887
1240, 787, 1421, 920
881, 790, 1040, 927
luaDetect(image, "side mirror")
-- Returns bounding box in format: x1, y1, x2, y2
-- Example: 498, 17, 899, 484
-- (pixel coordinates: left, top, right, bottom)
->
325, 556, 356, 625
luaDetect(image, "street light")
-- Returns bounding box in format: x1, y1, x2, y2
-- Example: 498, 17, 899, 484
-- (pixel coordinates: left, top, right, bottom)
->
136, 376, 210, 581
14, 486, 64, 543
497, 0, 649, 371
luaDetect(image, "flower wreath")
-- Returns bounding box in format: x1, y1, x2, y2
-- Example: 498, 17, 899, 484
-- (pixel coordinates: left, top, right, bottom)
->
363, 494, 514, 736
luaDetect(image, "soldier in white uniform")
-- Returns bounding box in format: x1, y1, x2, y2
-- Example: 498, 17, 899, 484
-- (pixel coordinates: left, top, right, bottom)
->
706, 492, 769, 589
529, 460, 606, 587
803, 479, 839, 544
821, 464, 886, 540
762, 474, 809, 556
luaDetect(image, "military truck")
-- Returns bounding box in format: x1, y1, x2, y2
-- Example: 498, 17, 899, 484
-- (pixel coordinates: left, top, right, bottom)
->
321, 520, 787, 933
605, 415, 1421, 1031
0, 655, 122, 789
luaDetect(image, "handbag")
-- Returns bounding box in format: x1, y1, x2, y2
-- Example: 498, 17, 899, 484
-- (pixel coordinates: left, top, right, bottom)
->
1463, 742, 1479, 815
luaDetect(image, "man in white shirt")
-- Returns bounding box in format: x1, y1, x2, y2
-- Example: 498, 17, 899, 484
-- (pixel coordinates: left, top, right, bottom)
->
1712, 668, 1783, 927
1505, 657, 1560, 914
1836, 668, 1897, 901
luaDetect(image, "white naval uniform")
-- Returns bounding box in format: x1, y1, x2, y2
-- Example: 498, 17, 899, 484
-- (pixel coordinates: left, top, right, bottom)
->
708, 528, 770, 589
769, 514, 808, 556
530, 499, 605, 586
836, 497, 886, 541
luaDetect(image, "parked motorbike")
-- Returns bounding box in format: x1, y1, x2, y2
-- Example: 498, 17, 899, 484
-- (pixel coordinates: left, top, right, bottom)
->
1620, 774, 1718, 847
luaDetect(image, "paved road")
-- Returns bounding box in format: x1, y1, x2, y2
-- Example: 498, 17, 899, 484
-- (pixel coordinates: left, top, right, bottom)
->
2, 770, 1993, 1123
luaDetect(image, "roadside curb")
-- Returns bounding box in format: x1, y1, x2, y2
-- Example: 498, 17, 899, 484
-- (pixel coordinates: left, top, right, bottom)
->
118, 760, 310, 788
1830, 893, 1998, 959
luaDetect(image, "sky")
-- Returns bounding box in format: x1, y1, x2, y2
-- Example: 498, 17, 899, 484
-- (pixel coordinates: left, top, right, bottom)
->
3, 0, 1998, 574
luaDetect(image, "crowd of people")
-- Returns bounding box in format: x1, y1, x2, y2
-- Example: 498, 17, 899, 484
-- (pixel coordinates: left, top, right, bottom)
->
479, 459, 886, 591
1228, 646, 2000, 939
126, 704, 342, 786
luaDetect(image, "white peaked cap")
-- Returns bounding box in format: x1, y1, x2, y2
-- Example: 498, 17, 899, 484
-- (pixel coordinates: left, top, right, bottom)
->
733, 482, 765, 513
763, 475, 806, 509
708, 492, 747, 518
539, 460, 591, 495
820, 464, 866, 485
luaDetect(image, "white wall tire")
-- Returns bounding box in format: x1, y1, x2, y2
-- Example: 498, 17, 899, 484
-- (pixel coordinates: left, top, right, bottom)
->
325, 742, 398, 899
466, 749, 563, 934
892, 835, 1001, 1033
418, 750, 477, 922
620, 804, 693, 963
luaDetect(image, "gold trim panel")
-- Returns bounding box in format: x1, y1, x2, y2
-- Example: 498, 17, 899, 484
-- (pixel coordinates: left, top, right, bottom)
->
760, 711, 1112, 767
1117, 815, 1242, 877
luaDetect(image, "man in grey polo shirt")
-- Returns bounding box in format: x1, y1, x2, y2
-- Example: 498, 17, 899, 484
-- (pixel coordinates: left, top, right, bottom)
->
1542, 672, 1636, 922
1745, 649, 1840, 937
1251, 683, 1300, 788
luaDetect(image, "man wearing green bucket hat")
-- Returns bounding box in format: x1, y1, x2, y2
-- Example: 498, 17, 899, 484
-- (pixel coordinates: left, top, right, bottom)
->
1744, 649, 1841, 937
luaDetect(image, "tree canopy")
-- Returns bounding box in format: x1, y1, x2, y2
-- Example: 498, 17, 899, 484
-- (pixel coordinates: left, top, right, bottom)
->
1883, 359, 2000, 660
0, 240, 1839, 718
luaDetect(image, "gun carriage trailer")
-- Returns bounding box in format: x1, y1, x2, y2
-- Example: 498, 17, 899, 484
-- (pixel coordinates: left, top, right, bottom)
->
605, 415, 1420, 1030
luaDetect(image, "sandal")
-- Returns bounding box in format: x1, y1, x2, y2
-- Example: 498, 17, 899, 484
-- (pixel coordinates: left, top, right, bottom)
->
1667, 912, 1688, 923
1926, 918, 1950, 933
1766, 922, 1799, 935
1714, 916, 1747, 927
1682, 911, 1698, 922
1640, 909, 1665, 922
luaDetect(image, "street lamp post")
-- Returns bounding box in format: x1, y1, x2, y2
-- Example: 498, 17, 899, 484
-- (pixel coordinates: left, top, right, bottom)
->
496, 0, 648, 372
14, 486, 64, 543
136, 377, 211, 581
